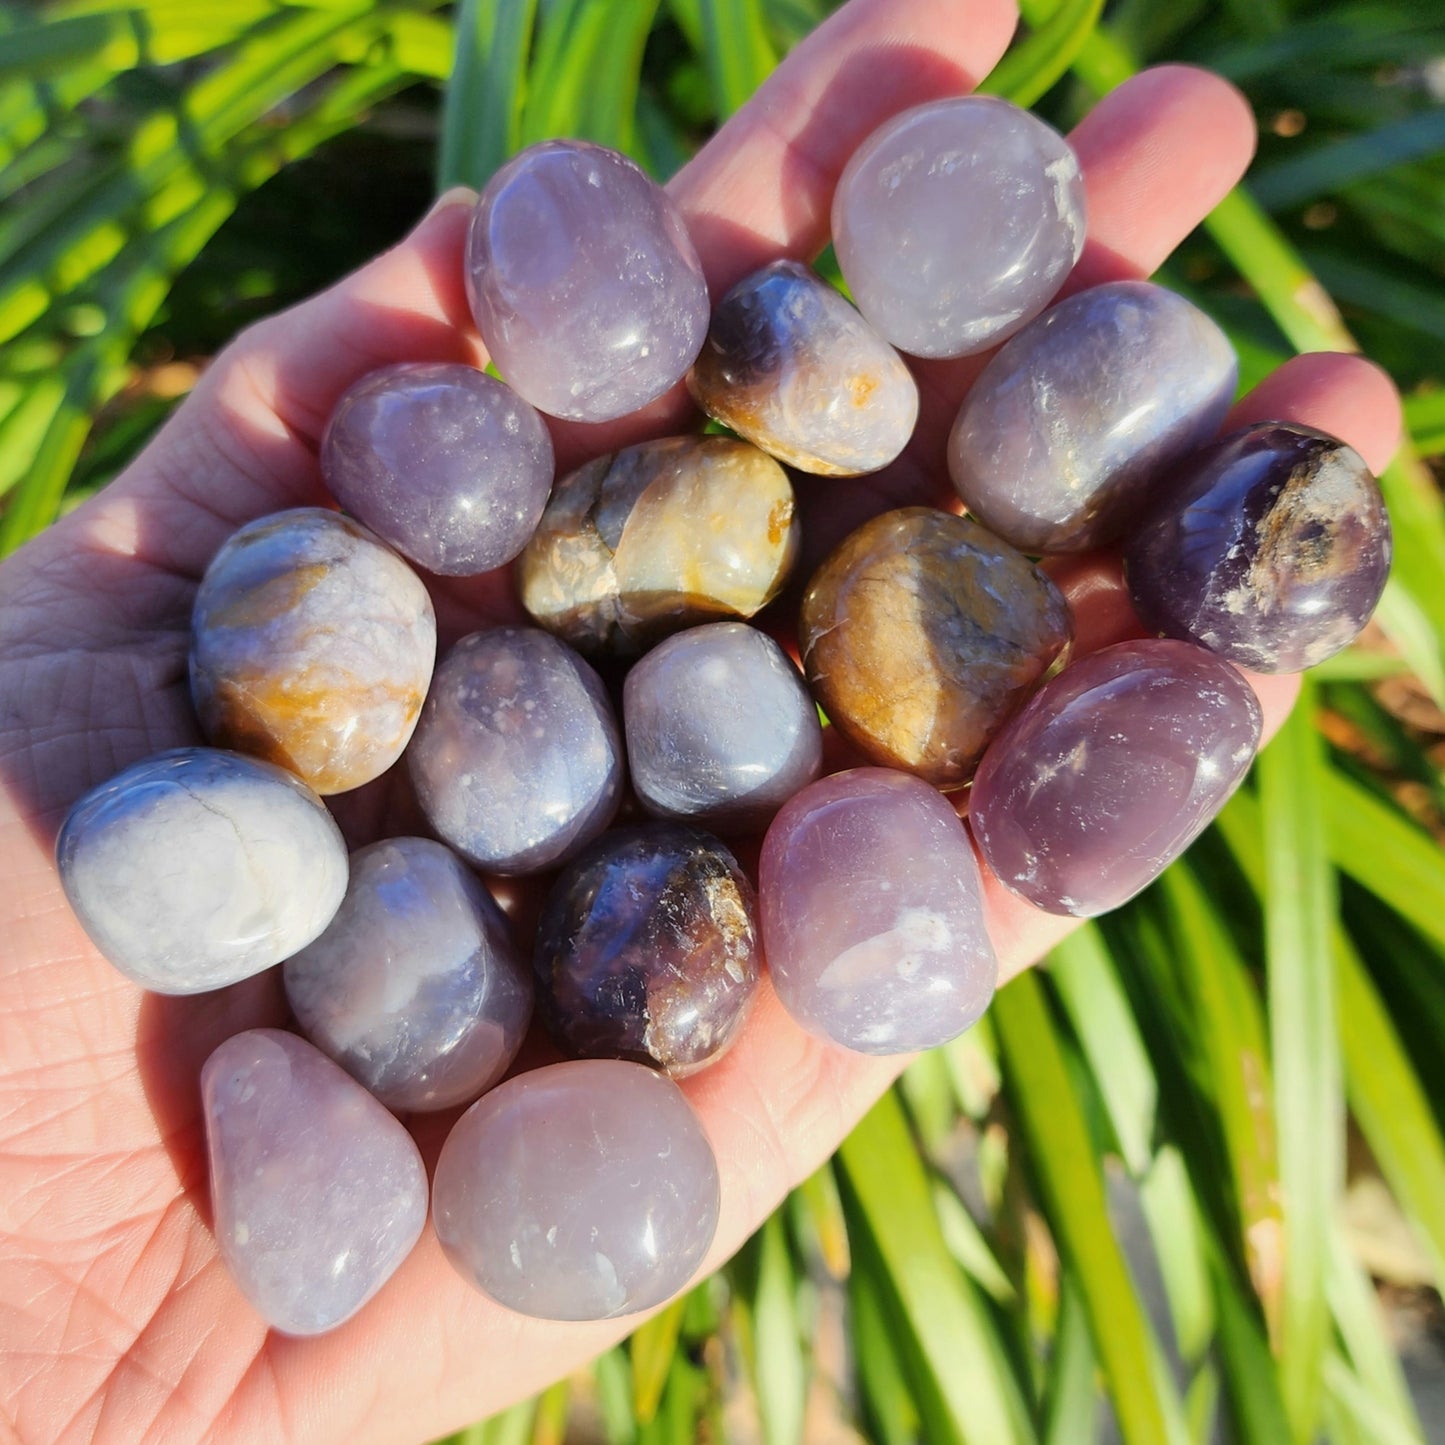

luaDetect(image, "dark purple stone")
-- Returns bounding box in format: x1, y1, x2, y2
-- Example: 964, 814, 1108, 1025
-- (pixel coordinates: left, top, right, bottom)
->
1125, 422, 1391, 673
970, 639, 1262, 917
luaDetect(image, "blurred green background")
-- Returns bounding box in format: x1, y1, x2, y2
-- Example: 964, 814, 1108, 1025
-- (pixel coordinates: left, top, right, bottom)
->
5, 0, 1445, 1440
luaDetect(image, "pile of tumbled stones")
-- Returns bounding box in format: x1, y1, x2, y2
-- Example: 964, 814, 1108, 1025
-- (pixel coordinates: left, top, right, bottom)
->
56, 95, 1391, 1335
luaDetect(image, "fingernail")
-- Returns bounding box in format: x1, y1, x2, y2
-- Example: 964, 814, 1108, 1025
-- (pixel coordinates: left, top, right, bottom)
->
431, 185, 479, 217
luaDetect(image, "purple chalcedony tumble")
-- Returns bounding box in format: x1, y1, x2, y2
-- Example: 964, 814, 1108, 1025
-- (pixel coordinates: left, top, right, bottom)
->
533, 824, 760, 1076
283, 838, 532, 1113
321, 362, 554, 576
970, 639, 1262, 917
203, 1029, 428, 1336
760, 769, 997, 1055
466, 140, 709, 422
1125, 422, 1392, 673
407, 627, 624, 875
832, 96, 1086, 359
433, 1059, 720, 1320
948, 281, 1238, 553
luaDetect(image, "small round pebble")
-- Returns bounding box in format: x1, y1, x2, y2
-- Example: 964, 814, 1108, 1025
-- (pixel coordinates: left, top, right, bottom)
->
624, 622, 823, 830
407, 626, 623, 874
970, 639, 1263, 917
284, 838, 532, 1113
832, 96, 1086, 358
466, 139, 710, 422
433, 1059, 720, 1320
203, 1029, 428, 1336
190, 508, 436, 794
57, 747, 347, 995
321, 362, 554, 576
761, 769, 997, 1054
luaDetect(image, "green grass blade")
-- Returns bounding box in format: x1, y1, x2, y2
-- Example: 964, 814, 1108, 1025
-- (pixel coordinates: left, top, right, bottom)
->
438, 0, 538, 190
1210, 1243, 1293, 1445
628, 1296, 686, 1425
731, 1214, 806, 1445
1138, 1145, 1215, 1364
1041, 1280, 1098, 1445
694, 0, 777, 117
1403, 388, 1445, 458
979, 0, 1105, 108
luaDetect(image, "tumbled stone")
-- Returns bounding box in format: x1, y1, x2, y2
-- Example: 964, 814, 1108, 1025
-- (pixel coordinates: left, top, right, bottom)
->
56, 748, 347, 995
687, 260, 918, 475
760, 768, 996, 1054
518, 435, 798, 656
320, 362, 554, 576
1125, 422, 1392, 673
203, 1029, 428, 1335
971, 639, 1262, 917
948, 281, 1238, 553
832, 96, 1086, 359
534, 824, 759, 1076
433, 1059, 719, 1320
407, 626, 623, 874
283, 838, 531, 1113
466, 139, 709, 422
800, 508, 1072, 788
190, 508, 436, 794
624, 622, 822, 830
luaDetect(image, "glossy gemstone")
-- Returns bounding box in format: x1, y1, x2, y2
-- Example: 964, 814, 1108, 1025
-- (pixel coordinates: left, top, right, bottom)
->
283, 838, 532, 1113
832, 96, 1086, 359
800, 508, 1073, 788
948, 281, 1239, 553
533, 824, 760, 1076
320, 362, 554, 576
407, 627, 623, 875
687, 260, 918, 475
970, 639, 1263, 917
760, 769, 996, 1054
465, 139, 709, 422
624, 622, 823, 830
1125, 422, 1392, 673
519, 435, 798, 656
433, 1059, 719, 1320
190, 508, 436, 794
203, 1029, 428, 1335
56, 748, 347, 995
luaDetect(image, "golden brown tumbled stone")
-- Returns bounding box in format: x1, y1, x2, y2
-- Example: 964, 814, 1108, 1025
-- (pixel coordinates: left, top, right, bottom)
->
518, 435, 798, 656
799, 508, 1072, 788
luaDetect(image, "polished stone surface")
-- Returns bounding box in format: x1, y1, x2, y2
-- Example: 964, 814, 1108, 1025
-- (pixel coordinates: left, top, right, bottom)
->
407, 626, 623, 874
1125, 422, 1392, 673
57, 748, 347, 995
832, 96, 1085, 359
203, 1029, 428, 1335
519, 435, 798, 656
624, 622, 822, 830
800, 508, 1072, 788
283, 838, 532, 1113
760, 768, 996, 1054
971, 639, 1262, 917
321, 362, 554, 576
687, 260, 918, 475
433, 1059, 719, 1320
948, 281, 1239, 553
466, 139, 709, 422
190, 508, 436, 794
534, 824, 759, 1076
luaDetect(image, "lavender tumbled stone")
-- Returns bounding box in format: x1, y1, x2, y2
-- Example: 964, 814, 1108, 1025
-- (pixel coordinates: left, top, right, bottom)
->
203, 1029, 427, 1335
832, 96, 1086, 359
57, 748, 347, 995
1125, 422, 1392, 673
760, 769, 997, 1055
466, 140, 709, 422
971, 639, 1262, 917
624, 622, 822, 830
284, 838, 532, 1113
321, 363, 553, 576
407, 626, 623, 874
948, 281, 1238, 553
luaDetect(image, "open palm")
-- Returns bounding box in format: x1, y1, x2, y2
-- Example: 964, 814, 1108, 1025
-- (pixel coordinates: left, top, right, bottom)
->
0, 0, 1402, 1440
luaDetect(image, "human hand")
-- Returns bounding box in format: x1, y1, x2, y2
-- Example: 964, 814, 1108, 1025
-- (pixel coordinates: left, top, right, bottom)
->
0, 0, 1402, 1440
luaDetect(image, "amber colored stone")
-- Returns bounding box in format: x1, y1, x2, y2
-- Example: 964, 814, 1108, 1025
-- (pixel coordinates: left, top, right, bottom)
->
799, 509, 1072, 788
518, 436, 798, 656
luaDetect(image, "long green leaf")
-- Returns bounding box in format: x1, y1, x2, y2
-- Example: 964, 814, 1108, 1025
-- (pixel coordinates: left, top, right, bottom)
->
438, 0, 538, 190
980, 0, 1106, 108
